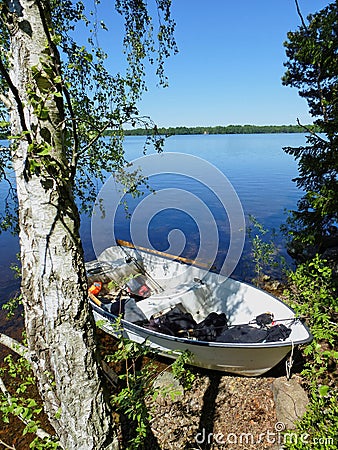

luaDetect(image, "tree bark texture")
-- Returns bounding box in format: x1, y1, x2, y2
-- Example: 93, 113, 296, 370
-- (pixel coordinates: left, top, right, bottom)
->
5, 1, 118, 448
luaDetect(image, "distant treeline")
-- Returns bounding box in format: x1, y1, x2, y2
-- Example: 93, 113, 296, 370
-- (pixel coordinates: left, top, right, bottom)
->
0, 124, 320, 140
122, 124, 320, 136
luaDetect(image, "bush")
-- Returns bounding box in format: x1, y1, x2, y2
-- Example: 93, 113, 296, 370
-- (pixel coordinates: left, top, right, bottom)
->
283, 255, 338, 449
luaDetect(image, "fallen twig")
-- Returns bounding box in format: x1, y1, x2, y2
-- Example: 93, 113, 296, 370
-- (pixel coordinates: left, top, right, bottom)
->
0, 438, 16, 449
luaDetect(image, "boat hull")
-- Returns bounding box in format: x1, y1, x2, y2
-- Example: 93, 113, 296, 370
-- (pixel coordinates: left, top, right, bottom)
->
92, 306, 297, 376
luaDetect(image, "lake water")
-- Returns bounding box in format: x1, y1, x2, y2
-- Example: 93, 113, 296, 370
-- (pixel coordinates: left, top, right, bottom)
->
0, 133, 305, 305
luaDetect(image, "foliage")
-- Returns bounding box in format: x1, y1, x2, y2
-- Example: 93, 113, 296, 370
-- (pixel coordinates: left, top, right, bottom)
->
282, 2, 338, 258
282, 5, 338, 442
0, 355, 61, 449
283, 387, 338, 450
2, 293, 22, 318
107, 338, 155, 449
247, 215, 285, 285
28, 437, 61, 450
1, 255, 22, 318
0, 0, 178, 223
285, 255, 337, 380
105, 318, 194, 449
170, 350, 195, 390
283, 255, 338, 449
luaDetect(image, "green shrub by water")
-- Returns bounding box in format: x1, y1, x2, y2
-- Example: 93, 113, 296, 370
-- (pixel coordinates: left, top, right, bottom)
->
283, 255, 338, 449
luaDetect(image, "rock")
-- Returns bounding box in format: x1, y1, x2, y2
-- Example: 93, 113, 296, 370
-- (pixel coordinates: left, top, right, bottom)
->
153, 370, 184, 401
272, 377, 309, 430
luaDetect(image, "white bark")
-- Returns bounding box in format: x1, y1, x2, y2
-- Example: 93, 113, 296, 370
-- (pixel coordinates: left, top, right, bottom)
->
6, 1, 118, 448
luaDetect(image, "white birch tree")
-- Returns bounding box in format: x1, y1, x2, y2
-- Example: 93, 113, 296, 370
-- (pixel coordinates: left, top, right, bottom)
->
0, 0, 176, 448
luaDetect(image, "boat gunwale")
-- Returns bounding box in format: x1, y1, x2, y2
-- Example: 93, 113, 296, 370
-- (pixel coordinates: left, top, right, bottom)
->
89, 300, 313, 349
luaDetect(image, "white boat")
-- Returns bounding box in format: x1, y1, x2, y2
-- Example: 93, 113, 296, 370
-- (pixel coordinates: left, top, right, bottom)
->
86, 241, 312, 376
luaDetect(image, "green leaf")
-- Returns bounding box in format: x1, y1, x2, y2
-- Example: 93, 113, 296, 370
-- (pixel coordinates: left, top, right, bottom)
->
319, 385, 330, 397
54, 75, 62, 84
27, 399, 37, 408
83, 53, 93, 63
38, 107, 49, 120
51, 34, 62, 45
29, 159, 41, 173
37, 146, 51, 156
95, 319, 106, 328
54, 407, 62, 419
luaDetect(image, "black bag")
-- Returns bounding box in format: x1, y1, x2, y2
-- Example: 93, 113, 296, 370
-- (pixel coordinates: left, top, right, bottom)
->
144, 318, 176, 336
216, 325, 268, 343
194, 312, 228, 341
159, 307, 197, 336
145, 307, 197, 337
255, 312, 274, 327
216, 323, 292, 344
265, 324, 291, 342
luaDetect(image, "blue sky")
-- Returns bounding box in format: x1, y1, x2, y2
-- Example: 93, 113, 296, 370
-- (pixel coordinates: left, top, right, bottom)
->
87, 0, 330, 127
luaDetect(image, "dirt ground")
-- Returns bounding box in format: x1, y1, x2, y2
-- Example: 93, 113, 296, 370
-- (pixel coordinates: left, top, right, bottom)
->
147, 373, 280, 450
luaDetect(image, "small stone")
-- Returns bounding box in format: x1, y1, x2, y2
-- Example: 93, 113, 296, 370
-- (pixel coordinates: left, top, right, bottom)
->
153, 370, 184, 401
272, 377, 309, 429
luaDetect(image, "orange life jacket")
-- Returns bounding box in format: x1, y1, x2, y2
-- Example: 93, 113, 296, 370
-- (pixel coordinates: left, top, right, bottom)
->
88, 281, 102, 296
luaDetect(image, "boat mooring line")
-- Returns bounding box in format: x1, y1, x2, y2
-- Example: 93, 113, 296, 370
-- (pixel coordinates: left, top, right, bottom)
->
285, 340, 295, 380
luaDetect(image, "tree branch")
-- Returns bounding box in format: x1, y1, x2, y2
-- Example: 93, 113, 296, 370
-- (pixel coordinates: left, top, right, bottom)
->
295, 0, 309, 31
0, 333, 31, 361
296, 118, 328, 143
0, 333, 53, 441
0, 92, 12, 109
78, 122, 114, 156
0, 439, 16, 450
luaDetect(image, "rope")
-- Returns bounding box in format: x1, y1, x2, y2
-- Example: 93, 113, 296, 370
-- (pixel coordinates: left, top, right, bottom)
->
285, 340, 295, 380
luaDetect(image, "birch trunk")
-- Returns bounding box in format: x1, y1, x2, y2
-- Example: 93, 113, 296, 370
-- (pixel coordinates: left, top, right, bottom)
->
6, 1, 118, 448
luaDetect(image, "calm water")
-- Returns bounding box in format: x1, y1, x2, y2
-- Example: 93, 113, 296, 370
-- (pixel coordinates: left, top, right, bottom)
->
0, 133, 305, 305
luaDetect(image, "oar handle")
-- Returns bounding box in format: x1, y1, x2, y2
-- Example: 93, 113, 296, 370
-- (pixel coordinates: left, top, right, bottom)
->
88, 291, 102, 307
116, 239, 211, 269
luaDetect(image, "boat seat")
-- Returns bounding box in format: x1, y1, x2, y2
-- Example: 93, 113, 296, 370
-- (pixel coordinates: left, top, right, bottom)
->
136, 280, 205, 320
136, 296, 184, 320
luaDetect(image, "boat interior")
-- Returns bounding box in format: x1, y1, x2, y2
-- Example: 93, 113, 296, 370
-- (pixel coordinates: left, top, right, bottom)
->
86, 245, 311, 344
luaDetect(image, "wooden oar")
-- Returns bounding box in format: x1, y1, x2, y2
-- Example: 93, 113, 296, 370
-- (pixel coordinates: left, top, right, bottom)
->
88, 291, 103, 307
116, 239, 212, 270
